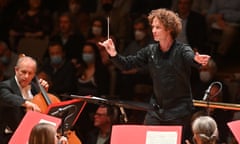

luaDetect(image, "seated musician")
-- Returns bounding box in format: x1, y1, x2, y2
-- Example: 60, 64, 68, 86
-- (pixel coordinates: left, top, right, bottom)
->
0, 56, 48, 143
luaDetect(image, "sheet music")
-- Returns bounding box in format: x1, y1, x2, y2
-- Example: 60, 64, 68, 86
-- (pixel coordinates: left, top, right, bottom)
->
145, 131, 178, 144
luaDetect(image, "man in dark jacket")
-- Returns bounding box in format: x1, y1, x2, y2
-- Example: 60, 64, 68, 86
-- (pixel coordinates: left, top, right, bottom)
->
0, 56, 48, 143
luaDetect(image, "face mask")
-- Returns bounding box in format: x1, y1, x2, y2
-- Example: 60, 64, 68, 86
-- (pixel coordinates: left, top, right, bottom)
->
82, 53, 94, 64
0, 55, 10, 65
134, 30, 146, 41
102, 3, 113, 12
200, 71, 212, 82
50, 55, 62, 65
92, 26, 102, 36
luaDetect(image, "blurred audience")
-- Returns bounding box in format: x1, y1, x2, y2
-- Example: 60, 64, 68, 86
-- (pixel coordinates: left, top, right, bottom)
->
87, 16, 111, 65
50, 12, 85, 62
118, 16, 153, 101
175, 0, 208, 54
72, 42, 110, 143
8, 0, 52, 52
67, 0, 91, 38
207, 0, 240, 62
93, 0, 132, 52
74, 42, 110, 97
0, 41, 18, 78
40, 41, 77, 100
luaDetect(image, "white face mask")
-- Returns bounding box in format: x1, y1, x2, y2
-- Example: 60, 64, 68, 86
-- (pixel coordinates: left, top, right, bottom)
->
199, 71, 212, 82
134, 30, 146, 41
92, 26, 102, 36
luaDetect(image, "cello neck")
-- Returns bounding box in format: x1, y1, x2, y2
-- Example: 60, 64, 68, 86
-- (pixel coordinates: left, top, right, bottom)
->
35, 76, 52, 105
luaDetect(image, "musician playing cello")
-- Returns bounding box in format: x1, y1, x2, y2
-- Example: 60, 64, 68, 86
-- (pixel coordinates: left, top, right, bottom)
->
0, 56, 48, 143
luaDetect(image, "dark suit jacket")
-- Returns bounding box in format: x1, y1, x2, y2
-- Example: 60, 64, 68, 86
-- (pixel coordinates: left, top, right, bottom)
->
86, 128, 111, 144
0, 77, 39, 143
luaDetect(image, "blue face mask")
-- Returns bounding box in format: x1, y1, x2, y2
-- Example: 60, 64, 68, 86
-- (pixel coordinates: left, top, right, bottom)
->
82, 53, 94, 63
50, 55, 62, 65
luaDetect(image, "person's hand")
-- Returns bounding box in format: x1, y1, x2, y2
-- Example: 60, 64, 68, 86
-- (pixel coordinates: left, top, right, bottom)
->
98, 39, 117, 57
39, 78, 49, 91
23, 101, 41, 112
194, 52, 210, 66
58, 136, 68, 144
185, 139, 191, 144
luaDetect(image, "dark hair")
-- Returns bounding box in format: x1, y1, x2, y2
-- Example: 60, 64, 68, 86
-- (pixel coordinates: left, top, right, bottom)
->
99, 105, 119, 124
134, 16, 150, 29
87, 16, 108, 38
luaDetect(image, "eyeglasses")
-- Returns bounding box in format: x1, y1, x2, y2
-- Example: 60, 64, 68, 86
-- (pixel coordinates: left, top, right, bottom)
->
94, 113, 107, 117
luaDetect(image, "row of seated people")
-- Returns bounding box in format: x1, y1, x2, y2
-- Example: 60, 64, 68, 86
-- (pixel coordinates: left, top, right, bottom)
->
1, 0, 239, 65
0, 34, 238, 144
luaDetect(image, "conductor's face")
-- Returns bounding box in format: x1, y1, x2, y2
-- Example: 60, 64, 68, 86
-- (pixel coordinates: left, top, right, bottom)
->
151, 17, 171, 42
15, 59, 36, 88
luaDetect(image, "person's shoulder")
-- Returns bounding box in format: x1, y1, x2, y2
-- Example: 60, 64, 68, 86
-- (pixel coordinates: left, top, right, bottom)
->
0, 77, 15, 87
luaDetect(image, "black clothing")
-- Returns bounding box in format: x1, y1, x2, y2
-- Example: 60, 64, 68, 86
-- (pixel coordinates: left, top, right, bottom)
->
86, 128, 110, 144
0, 77, 39, 143
50, 33, 85, 61
40, 59, 77, 99
111, 41, 200, 142
111, 41, 200, 121
186, 11, 208, 54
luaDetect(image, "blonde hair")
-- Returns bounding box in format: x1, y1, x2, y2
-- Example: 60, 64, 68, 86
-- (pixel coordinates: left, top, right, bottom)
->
192, 116, 218, 144
148, 8, 182, 39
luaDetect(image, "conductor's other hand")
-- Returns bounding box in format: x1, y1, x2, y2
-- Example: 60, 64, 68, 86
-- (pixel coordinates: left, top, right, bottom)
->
194, 52, 211, 66
98, 39, 117, 57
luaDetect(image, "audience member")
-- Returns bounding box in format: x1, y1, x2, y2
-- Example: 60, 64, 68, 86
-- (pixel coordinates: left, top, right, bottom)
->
207, 0, 240, 62
0, 56, 48, 143
50, 12, 85, 62
93, 0, 132, 52
119, 16, 153, 101
0, 41, 18, 78
29, 123, 68, 144
87, 16, 111, 65
186, 116, 218, 144
8, 0, 52, 51
0, 0, 21, 43
191, 0, 212, 16
85, 105, 119, 144
40, 42, 77, 100
74, 42, 110, 97
67, 0, 91, 38
172, 0, 212, 16
175, 0, 208, 54
131, 0, 172, 19
72, 42, 110, 143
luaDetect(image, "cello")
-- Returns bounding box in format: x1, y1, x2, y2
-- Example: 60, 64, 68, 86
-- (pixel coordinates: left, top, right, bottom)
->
31, 76, 82, 144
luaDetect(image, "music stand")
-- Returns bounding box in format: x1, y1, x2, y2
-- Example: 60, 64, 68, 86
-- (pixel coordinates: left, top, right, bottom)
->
45, 99, 86, 135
